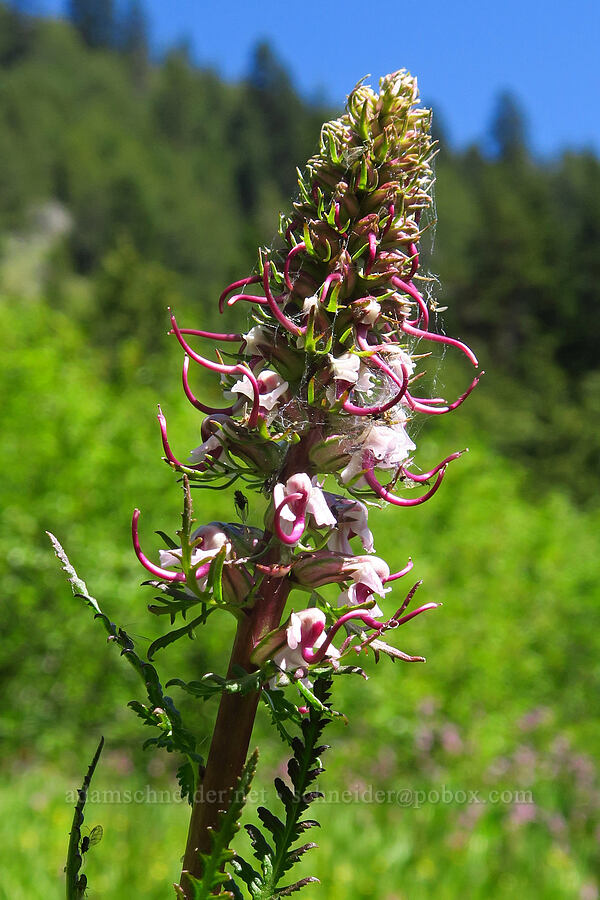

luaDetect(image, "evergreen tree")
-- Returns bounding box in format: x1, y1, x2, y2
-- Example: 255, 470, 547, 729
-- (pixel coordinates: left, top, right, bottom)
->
120, 0, 148, 86
488, 90, 528, 162
68, 0, 114, 49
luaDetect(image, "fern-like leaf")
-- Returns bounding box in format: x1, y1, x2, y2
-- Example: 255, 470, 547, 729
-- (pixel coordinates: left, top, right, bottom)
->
236, 677, 333, 899
47, 533, 203, 803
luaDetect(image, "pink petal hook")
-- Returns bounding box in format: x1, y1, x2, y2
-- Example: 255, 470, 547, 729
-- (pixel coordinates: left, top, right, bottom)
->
218, 275, 261, 313
362, 450, 447, 507
283, 242, 306, 292
404, 373, 483, 415
170, 311, 260, 428
401, 320, 479, 367
391, 275, 429, 329
262, 258, 305, 338
182, 356, 238, 415
273, 491, 308, 546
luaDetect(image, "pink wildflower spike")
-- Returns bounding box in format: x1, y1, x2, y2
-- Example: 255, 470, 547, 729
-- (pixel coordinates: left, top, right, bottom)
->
170, 327, 242, 342
157, 405, 208, 471
404, 372, 483, 415
262, 259, 305, 337
363, 450, 447, 506
284, 242, 306, 292
400, 450, 467, 483
273, 491, 308, 545
384, 558, 414, 583
341, 364, 408, 416
401, 320, 479, 367
390, 276, 429, 329
170, 312, 261, 428
218, 275, 262, 313
182, 356, 238, 415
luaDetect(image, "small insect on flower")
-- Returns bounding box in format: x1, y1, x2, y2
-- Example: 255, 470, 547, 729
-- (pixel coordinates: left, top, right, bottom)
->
234, 490, 249, 523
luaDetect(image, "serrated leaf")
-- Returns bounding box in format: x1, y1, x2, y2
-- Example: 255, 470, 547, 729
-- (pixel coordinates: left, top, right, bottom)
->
65, 737, 104, 900
147, 613, 207, 660
276, 876, 320, 896
48, 535, 203, 800
257, 806, 285, 841
236, 678, 333, 899
246, 824, 274, 861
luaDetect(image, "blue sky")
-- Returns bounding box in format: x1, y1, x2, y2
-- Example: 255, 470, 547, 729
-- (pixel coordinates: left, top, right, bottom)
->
30, 0, 600, 157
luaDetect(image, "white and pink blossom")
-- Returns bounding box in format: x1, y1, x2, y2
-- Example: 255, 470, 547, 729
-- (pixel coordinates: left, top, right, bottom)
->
324, 494, 374, 554
187, 433, 223, 467
269, 608, 339, 687
340, 420, 416, 485
229, 369, 289, 422
273, 473, 336, 544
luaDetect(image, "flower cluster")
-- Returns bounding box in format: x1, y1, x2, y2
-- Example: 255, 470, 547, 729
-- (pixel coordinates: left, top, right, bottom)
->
133, 70, 479, 697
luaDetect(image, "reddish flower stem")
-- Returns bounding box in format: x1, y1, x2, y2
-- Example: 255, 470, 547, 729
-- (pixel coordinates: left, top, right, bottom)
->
178, 428, 323, 896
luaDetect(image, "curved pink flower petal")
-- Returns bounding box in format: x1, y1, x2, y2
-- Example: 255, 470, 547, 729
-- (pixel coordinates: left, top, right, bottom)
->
401, 320, 479, 367
284, 242, 306, 292
399, 450, 466, 483
182, 356, 238, 415
273, 491, 308, 545
384, 558, 414, 583
157, 406, 211, 471
404, 372, 482, 415
341, 363, 408, 416
262, 259, 305, 338
170, 312, 260, 428
218, 275, 261, 313
391, 275, 429, 329
362, 450, 447, 506
132, 510, 212, 584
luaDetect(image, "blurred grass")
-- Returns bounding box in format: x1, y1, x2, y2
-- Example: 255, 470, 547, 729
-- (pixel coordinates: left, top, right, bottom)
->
1, 291, 599, 897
